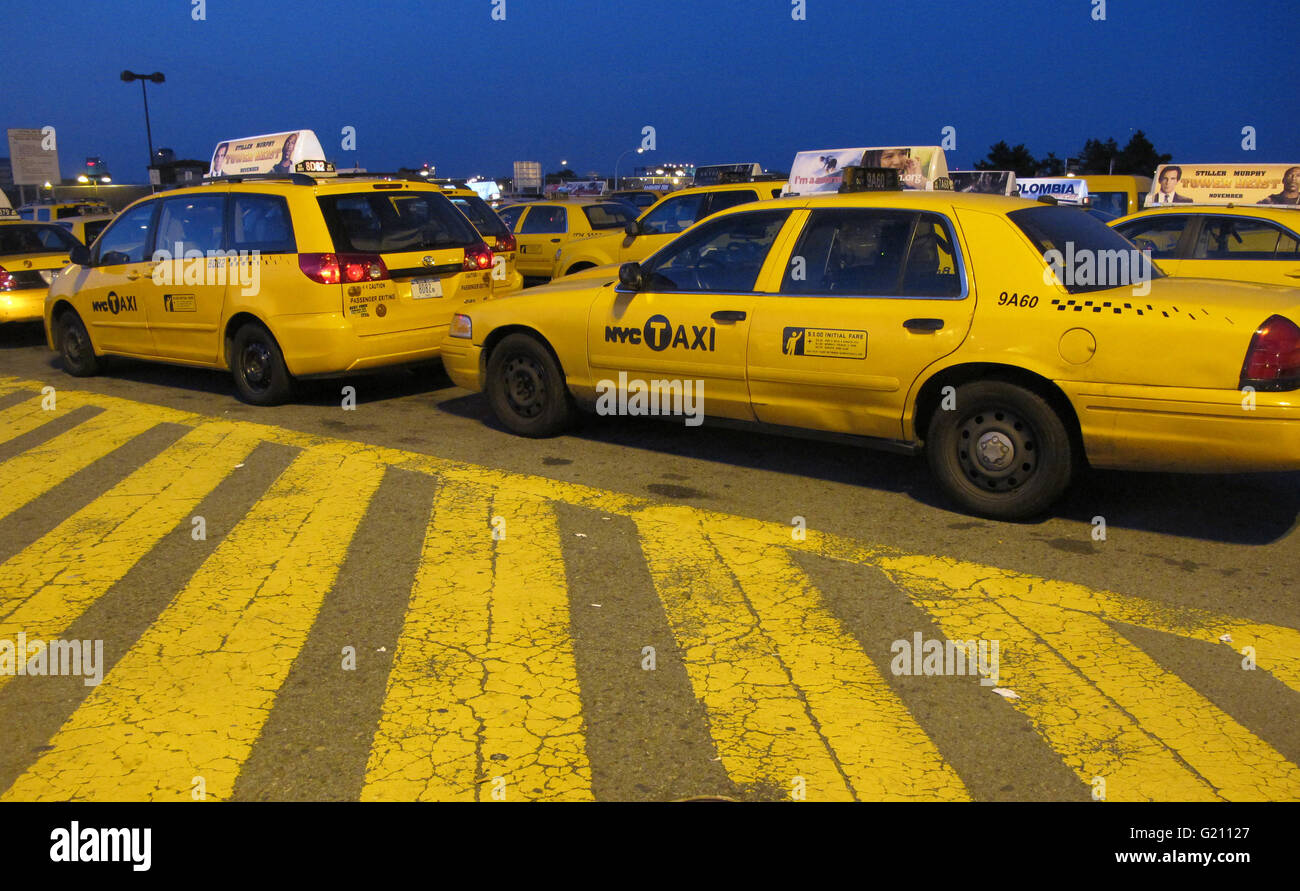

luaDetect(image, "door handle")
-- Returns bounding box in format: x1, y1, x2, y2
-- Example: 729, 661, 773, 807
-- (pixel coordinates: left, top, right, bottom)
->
550, 238, 561, 243
1285, 269, 1300, 278
711, 310, 746, 322
903, 318, 944, 332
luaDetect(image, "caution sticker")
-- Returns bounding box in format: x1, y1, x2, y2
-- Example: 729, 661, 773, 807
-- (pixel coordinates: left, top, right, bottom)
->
782, 327, 867, 359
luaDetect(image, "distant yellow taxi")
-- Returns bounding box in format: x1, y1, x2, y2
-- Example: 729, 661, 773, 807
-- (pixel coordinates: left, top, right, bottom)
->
551, 180, 787, 279
55, 214, 117, 248
440, 186, 523, 295
494, 198, 640, 280
1, 220, 81, 323
444, 190, 1300, 519
45, 173, 496, 404
1112, 204, 1300, 288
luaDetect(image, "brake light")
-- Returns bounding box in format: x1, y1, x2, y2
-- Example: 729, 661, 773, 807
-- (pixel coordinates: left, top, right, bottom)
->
340, 253, 389, 283
1241, 314, 1300, 390
463, 242, 494, 272
0, 265, 13, 291
299, 253, 341, 284
495, 233, 516, 252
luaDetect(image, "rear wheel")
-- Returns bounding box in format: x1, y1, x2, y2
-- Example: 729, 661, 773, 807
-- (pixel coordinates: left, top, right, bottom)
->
485, 333, 573, 437
58, 311, 100, 377
925, 380, 1074, 520
230, 322, 294, 406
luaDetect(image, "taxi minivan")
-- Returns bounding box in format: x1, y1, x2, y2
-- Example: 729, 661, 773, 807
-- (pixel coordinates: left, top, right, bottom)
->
439, 186, 523, 295
1, 220, 82, 323
44, 173, 494, 404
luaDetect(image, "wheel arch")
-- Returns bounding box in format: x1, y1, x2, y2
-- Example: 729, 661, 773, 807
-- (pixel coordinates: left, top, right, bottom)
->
480, 324, 568, 383
222, 311, 274, 368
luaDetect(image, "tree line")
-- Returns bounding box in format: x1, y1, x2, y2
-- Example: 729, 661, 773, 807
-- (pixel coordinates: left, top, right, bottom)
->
974, 131, 1172, 178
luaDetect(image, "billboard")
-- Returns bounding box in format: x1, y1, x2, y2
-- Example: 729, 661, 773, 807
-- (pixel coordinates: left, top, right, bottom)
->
208, 130, 328, 177
1016, 177, 1089, 205
514, 161, 542, 191
786, 146, 949, 194
951, 170, 1017, 195
693, 163, 763, 186
1147, 163, 1300, 206
7, 128, 61, 186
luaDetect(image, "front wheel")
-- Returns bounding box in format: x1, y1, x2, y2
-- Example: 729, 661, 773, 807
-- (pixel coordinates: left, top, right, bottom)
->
58, 311, 101, 377
485, 333, 573, 437
230, 322, 294, 406
925, 381, 1074, 520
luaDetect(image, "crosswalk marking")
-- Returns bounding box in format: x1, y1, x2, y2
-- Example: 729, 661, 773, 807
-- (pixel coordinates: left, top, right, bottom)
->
3, 446, 385, 801
364, 484, 592, 801
0, 423, 261, 691
0, 396, 80, 448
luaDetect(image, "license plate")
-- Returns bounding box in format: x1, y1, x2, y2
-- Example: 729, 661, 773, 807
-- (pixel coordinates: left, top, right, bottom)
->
411, 278, 443, 300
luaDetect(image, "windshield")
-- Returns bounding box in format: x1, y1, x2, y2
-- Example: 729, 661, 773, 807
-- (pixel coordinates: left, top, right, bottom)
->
0, 224, 79, 256
1009, 205, 1164, 294
318, 191, 481, 253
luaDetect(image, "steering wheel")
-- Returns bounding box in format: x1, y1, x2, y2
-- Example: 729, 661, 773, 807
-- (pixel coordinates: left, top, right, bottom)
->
694, 256, 726, 290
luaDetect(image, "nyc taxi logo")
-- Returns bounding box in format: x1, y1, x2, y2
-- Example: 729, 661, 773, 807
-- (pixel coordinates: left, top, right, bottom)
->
90, 292, 138, 315
604, 314, 716, 352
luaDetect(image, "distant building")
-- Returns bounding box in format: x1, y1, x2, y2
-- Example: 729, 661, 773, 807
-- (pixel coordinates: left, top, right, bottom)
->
0, 157, 12, 185
148, 158, 208, 185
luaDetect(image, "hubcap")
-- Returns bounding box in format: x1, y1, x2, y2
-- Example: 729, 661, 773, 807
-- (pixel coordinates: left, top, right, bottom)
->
956, 408, 1039, 492
502, 354, 546, 418
65, 325, 85, 363
242, 342, 273, 391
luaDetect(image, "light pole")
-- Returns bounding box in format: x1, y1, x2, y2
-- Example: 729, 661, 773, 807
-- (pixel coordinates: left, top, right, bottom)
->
120, 70, 165, 172
614, 147, 644, 190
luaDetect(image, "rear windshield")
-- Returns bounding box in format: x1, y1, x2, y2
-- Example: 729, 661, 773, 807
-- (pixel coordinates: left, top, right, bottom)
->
0, 224, 79, 256
582, 202, 638, 230
450, 195, 510, 239
1008, 205, 1164, 294
318, 191, 481, 253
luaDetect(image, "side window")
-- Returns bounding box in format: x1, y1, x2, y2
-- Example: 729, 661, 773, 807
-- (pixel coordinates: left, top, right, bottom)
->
780, 209, 916, 296
83, 220, 112, 246
34, 226, 79, 252
155, 195, 227, 258
93, 201, 157, 265
1193, 217, 1292, 260
36, 208, 50, 222
1115, 216, 1189, 259
497, 205, 526, 230
1090, 191, 1128, 218
232, 194, 295, 253
640, 209, 791, 292
519, 206, 566, 234
901, 214, 962, 297
704, 190, 759, 218
639, 194, 707, 235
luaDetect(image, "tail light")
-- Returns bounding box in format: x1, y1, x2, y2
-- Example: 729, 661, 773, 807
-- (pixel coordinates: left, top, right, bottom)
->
299, 253, 341, 284
1241, 314, 1300, 391
495, 233, 516, 253
463, 242, 494, 272
0, 265, 13, 291
299, 252, 389, 284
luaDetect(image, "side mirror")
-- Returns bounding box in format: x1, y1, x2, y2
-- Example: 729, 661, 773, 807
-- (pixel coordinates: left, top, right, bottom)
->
618, 262, 644, 291
624, 221, 641, 237
68, 244, 92, 267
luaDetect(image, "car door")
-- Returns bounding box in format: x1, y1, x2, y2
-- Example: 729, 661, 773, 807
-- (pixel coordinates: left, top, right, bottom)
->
75, 200, 159, 356
745, 207, 976, 440
586, 207, 793, 421
1112, 212, 1195, 277
1178, 214, 1300, 287
144, 192, 231, 364
515, 205, 566, 276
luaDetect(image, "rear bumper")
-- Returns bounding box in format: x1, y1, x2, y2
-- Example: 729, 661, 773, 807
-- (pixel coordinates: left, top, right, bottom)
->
268, 312, 445, 376
1060, 381, 1300, 472
441, 339, 483, 391
0, 288, 46, 324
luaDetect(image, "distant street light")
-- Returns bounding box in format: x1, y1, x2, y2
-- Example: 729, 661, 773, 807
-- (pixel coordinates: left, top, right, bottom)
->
614, 147, 645, 190
120, 70, 165, 171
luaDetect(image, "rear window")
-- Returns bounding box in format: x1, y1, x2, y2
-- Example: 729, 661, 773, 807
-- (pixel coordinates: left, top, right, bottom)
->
1009, 205, 1164, 293
582, 202, 637, 230
0, 224, 79, 256
318, 191, 481, 253
450, 195, 509, 239
1089, 191, 1128, 217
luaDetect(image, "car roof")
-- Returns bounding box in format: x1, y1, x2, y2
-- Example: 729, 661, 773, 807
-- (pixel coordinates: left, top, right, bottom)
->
1121, 204, 1300, 218
722, 190, 1043, 213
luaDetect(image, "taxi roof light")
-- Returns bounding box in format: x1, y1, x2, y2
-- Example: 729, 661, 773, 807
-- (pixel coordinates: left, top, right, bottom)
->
1241, 314, 1300, 391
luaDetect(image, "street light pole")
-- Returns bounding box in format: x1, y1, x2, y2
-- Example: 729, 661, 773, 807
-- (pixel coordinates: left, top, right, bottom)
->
614, 147, 644, 191
121, 70, 165, 173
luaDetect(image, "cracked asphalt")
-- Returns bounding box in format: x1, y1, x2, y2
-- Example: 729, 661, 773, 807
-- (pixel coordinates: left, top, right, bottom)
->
0, 320, 1298, 801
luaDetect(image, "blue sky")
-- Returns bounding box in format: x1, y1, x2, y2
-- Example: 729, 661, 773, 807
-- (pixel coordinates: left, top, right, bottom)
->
3, 0, 1296, 182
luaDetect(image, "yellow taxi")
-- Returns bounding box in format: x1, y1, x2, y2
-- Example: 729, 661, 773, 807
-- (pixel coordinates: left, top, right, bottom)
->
56, 214, 117, 248
551, 180, 787, 279
44, 167, 496, 405
442, 187, 1300, 519
19, 202, 112, 223
1077, 175, 1151, 217
1, 220, 81, 323
1113, 205, 1300, 288
439, 186, 523, 295
494, 198, 640, 280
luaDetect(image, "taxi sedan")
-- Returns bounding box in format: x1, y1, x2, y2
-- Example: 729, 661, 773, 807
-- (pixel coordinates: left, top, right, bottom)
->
496, 199, 639, 280
1111, 205, 1300, 288
443, 191, 1300, 519
0, 220, 81, 323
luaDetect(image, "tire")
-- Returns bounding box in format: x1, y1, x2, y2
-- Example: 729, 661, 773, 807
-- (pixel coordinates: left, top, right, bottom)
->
485, 333, 573, 437
925, 380, 1074, 520
230, 322, 294, 406
58, 311, 100, 377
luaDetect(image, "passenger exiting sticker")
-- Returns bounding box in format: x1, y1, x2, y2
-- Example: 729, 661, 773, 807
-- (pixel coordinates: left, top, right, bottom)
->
782, 326, 867, 359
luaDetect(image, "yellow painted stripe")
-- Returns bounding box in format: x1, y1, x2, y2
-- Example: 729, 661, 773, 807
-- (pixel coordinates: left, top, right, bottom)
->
707, 523, 969, 801
2, 446, 385, 802
0, 407, 159, 521
0, 396, 76, 448
364, 484, 591, 801
0, 423, 261, 689
0, 379, 33, 399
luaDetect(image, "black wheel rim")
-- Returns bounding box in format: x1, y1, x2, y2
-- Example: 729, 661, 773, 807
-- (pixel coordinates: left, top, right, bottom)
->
242, 341, 274, 393
64, 323, 87, 365
501, 353, 547, 419
955, 406, 1040, 493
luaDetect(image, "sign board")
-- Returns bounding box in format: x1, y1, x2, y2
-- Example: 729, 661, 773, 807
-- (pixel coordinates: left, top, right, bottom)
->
951, 170, 1018, 195
1147, 163, 1300, 206
208, 130, 328, 177
786, 146, 949, 194
7, 128, 61, 185
549, 180, 606, 197
1016, 177, 1089, 204
514, 161, 542, 191
693, 163, 763, 186
467, 181, 502, 201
